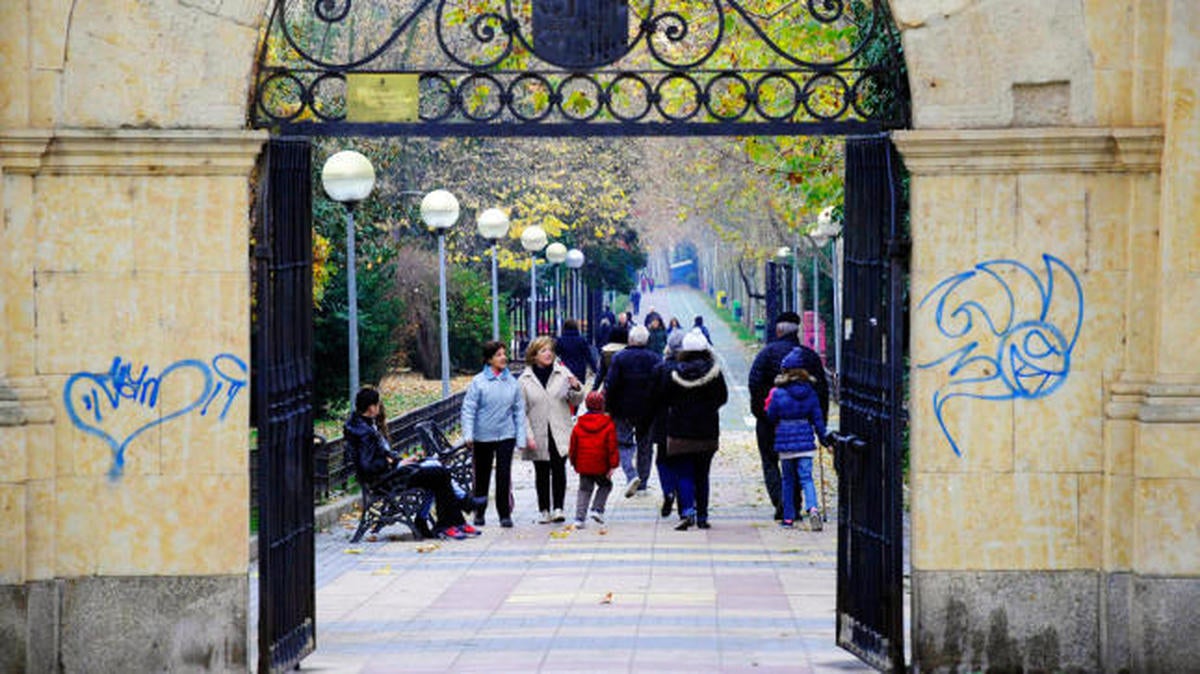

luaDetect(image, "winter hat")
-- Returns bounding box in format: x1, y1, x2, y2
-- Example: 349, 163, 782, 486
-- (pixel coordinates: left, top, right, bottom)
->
781, 347, 807, 371
666, 328, 686, 354
585, 390, 606, 412
681, 328, 709, 353
628, 325, 649, 346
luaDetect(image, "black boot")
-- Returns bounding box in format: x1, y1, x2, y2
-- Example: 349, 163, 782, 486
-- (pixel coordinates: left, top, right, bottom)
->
674, 515, 695, 531
660, 493, 675, 518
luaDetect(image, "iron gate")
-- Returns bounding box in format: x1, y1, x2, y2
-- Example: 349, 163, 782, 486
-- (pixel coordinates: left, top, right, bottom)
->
254, 137, 317, 673
835, 133, 907, 671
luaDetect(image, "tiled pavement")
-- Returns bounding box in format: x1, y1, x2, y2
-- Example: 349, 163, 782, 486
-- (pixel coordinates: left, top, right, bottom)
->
296, 433, 863, 674
259, 286, 873, 673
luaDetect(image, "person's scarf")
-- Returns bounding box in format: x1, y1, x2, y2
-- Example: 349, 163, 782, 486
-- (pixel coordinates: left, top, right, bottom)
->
533, 362, 553, 388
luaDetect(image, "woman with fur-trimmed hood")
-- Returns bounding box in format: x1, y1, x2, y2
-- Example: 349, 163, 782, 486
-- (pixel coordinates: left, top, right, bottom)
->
652, 328, 728, 531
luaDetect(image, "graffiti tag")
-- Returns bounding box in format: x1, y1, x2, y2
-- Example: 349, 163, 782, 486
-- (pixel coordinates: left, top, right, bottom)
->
916, 254, 1083, 456
64, 354, 247, 478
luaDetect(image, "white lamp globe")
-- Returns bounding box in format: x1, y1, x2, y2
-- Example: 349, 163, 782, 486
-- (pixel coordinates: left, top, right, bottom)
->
476, 208, 510, 240
565, 248, 585, 269
321, 151, 375, 203
776, 246, 792, 259
520, 224, 548, 252
420, 189, 460, 231
545, 242, 568, 264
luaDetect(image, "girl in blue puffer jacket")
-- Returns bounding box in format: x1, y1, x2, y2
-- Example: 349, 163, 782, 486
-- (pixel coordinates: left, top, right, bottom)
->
765, 347, 829, 530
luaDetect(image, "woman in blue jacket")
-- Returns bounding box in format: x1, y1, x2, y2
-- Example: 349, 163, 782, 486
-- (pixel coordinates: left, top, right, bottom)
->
765, 347, 829, 530
461, 341, 526, 528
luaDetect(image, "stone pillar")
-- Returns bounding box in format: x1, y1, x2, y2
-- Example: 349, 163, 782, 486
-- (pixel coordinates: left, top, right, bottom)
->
0, 130, 264, 673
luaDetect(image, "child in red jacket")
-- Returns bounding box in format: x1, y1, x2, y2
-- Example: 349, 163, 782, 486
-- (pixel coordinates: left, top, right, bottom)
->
569, 391, 620, 528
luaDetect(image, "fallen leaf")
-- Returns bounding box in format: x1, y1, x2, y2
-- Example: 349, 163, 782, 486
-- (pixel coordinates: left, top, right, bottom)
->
371, 564, 392, 575
416, 543, 440, 553
344, 548, 363, 554
599, 592, 613, 604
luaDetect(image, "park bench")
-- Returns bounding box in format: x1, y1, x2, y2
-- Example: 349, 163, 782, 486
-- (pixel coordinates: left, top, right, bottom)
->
346, 419, 474, 543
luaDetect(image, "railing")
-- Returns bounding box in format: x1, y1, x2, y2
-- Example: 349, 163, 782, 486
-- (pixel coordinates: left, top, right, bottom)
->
251, 392, 466, 510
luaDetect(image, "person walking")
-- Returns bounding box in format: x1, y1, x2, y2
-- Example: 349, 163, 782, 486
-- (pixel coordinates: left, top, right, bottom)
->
568, 390, 619, 528
748, 311, 829, 520
649, 328, 687, 518
592, 325, 627, 391
556, 318, 598, 386
518, 336, 585, 524
347, 387, 483, 539
692, 315, 713, 344
604, 324, 663, 497
653, 329, 728, 530
462, 341, 526, 528
765, 348, 830, 530
645, 314, 668, 357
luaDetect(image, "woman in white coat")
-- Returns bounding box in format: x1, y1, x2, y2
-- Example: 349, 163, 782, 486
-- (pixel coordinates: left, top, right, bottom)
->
519, 336, 585, 523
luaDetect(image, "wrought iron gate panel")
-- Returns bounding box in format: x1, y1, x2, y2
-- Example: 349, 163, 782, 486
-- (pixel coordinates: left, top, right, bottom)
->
255, 137, 317, 673
835, 134, 906, 672
253, 0, 908, 137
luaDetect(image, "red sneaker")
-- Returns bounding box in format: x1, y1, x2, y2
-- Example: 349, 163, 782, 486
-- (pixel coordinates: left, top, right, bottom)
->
438, 526, 467, 540
459, 524, 482, 537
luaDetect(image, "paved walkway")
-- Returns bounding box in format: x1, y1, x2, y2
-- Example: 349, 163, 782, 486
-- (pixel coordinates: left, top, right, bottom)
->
261, 286, 870, 673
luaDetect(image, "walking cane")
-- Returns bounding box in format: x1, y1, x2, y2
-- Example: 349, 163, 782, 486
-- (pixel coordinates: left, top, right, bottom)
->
817, 438, 828, 522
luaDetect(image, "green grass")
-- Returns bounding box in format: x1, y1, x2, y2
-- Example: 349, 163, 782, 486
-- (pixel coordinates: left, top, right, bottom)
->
704, 295, 761, 346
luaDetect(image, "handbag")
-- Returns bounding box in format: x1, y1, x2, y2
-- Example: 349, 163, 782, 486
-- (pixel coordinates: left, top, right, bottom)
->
665, 436, 718, 456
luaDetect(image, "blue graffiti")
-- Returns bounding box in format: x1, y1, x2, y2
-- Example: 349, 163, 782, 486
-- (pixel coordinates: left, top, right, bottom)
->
916, 254, 1083, 457
64, 353, 248, 478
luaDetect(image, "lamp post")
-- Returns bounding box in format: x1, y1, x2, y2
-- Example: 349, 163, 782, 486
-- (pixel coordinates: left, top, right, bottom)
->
476, 208, 510, 341
520, 224, 548, 343
421, 189, 460, 398
544, 242, 568, 334
321, 150, 376, 404
814, 206, 844, 379
566, 248, 585, 325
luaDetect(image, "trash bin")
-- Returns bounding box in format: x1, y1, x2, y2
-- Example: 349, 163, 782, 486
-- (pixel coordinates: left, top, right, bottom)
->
732, 300, 742, 322
755, 319, 765, 342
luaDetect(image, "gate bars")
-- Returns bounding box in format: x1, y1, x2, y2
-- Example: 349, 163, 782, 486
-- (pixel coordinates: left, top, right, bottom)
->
255, 138, 318, 673
834, 133, 908, 672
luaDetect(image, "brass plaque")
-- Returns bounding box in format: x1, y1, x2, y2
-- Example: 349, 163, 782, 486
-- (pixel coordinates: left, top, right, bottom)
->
346, 74, 419, 122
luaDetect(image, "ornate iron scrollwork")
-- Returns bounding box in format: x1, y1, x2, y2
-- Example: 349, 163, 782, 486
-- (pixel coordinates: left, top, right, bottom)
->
254, 0, 908, 135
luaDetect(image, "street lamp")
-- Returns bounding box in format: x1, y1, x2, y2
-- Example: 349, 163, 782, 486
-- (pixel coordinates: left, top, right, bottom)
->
814, 206, 844, 380
321, 150, 376, 404
566, 248, 585, 326
476, 208, 510, 341
544, 242, 568, 334
520, 224, 548, 343
421, 189, 460, 398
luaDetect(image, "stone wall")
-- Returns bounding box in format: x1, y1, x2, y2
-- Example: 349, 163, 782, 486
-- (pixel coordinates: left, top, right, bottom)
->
894, 0, 1199, 671
1, 1, 265, 671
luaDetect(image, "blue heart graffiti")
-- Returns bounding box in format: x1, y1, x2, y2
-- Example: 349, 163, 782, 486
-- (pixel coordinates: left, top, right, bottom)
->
64, 354, 247, 478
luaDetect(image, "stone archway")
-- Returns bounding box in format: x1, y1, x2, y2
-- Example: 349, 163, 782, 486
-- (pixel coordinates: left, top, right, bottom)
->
2, 1, 1197, 672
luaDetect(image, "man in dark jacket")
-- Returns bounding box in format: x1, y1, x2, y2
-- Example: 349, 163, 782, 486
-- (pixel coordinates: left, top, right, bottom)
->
556, 319, 599, 385
345, 387, 484, 539
747, 312, 829, 519
604, 325, 663, 497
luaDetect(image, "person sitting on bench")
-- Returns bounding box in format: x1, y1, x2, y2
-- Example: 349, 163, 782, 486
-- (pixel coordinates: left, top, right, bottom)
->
344, 387, 484, 540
